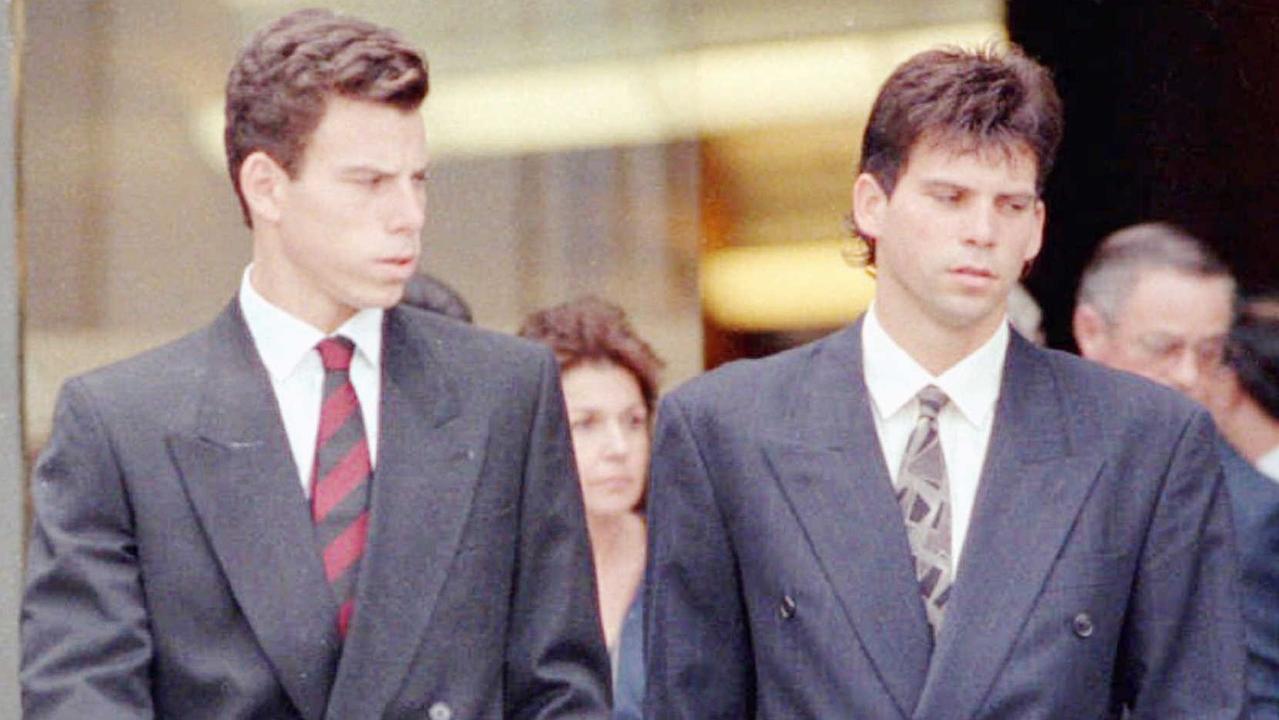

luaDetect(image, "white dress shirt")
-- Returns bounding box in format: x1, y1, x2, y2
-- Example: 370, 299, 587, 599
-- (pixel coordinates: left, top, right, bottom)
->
1257, 445, 1279, 483
238, 266, 383, 495
862, 302, 1009, 567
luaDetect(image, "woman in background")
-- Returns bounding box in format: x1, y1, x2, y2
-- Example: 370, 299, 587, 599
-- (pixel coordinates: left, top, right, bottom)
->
519, 297, 663, 720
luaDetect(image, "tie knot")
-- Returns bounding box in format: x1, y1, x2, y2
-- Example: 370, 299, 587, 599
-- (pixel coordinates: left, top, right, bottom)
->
316, 336, 355, 371
916, 385, 949, 420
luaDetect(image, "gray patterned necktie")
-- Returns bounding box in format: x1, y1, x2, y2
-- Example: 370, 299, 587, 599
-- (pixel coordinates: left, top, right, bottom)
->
896, 385, 952, 636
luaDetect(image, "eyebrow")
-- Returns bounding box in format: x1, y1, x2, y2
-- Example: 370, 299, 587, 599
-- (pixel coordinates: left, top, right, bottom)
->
920, 180, 965, 191
918, 178, 1035, 196
337, 164, 429, 177
338, 166, 391, 178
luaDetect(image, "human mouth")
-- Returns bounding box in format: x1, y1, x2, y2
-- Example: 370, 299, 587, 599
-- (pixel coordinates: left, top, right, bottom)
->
379, 255, 418, 279
593, 475, 636, 491
950, 265, 996, 285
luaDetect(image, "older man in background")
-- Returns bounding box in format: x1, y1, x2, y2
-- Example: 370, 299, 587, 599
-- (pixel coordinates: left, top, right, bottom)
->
1073, 222, 1234, 403
1074, 223, 1279, 717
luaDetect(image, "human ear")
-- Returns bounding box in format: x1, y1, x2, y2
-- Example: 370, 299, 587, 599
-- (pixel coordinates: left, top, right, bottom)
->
1024, 199, 1047, 263
239, 151, 288, 225
1072, 303, 1108, 360
851, 173, 889, 239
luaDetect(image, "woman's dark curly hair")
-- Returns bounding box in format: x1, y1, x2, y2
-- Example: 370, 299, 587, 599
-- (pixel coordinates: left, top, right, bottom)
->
518, 296, 664, 413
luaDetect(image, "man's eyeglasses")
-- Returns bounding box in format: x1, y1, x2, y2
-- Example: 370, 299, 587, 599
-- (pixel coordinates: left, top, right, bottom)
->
1131, 332, 1227, 370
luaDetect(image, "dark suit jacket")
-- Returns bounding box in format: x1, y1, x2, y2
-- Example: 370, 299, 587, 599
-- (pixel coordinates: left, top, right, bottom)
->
645, 321, 1245, 719
21, 302, 611, 719
1222, 442, 1279, 718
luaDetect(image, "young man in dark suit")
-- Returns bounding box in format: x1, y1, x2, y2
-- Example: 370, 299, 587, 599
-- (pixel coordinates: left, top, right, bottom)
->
21, 10, 610, 719
645, 45, 1245, 718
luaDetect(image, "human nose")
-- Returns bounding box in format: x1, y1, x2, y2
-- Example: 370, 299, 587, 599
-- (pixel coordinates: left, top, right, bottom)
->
388, 177, 427, 234
963, 203, 997, 247
1166, 347, 1202, 397
601, 421, 632, 458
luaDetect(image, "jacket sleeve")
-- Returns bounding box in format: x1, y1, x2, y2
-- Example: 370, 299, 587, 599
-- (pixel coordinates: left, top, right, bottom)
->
21, 379, 155, 719
1119, 409, 1247, 718
504, 349, 612, 719
644, 393, 755, 719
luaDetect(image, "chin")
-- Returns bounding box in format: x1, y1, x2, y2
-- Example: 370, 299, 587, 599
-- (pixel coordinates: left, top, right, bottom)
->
359, 286, 406, 310
380, 291, 406, 308
586, 499, 644, 519
937, 298, 1002, 328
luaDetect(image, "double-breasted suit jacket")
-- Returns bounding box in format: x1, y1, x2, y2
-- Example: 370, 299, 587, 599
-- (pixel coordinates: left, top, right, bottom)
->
645, 321, 1245, 719
22, 302, 611, 719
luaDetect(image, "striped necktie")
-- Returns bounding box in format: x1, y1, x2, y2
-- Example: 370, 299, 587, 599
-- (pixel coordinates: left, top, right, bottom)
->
311, 336, 371, 638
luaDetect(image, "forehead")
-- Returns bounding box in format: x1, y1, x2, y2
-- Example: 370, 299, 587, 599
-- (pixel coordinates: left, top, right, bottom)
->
301, 95, 426, 168
1117, 268, 1234, 335
561, 361, 645, 405
900, 134, 1039, 191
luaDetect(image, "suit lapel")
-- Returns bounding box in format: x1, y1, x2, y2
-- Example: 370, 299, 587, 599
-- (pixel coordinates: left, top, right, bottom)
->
913, 334, 1103, 719
765, 324, 931, 719
168, 302, 339, 720
326, 308, 487, 716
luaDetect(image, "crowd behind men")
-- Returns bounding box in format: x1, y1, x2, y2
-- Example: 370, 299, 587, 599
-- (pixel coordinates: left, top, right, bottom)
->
15, 7, 1278, 720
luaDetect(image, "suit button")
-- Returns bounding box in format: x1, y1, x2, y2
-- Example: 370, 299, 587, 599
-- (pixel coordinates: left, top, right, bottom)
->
779, 595, 797, 619
1072, 612, 1094, 638
428, 701, 453, 720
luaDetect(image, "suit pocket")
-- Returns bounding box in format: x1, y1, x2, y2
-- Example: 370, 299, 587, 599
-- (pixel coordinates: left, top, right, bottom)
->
1043, 548, 1134, 591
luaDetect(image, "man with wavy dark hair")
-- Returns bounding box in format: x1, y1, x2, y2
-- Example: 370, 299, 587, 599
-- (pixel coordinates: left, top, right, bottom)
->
645, 44, 1244, 718
20, 9, 610, 719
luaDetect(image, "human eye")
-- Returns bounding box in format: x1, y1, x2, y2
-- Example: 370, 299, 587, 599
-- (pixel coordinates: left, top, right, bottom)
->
1137, 334, 1182, 360
570, 414, 598, 432
1195, 336, 1227, 366
1000, 195, 1034, 213
347, 173, 383, 190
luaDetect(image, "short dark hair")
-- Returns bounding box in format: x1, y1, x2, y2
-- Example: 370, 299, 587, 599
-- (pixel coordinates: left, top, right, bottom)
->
517, 297, 664, 414
848, 44, 1063, 265
225, 8, 429, 227
1226, 295, 1279, 422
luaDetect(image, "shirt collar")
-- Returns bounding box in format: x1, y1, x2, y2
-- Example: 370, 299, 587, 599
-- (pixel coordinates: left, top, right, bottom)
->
1257, 445, 1279, 483
238, 265, 384, 381
862, 301, 1009, 428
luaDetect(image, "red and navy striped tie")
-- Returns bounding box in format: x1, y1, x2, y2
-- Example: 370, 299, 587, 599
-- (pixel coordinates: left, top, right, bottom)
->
311, 336, 371, 639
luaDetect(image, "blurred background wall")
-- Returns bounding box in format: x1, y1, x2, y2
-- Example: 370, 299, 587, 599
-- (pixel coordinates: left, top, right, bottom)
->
17, 0, 1003, 451
1, 2, 22, 710
18, 0, 1279, 466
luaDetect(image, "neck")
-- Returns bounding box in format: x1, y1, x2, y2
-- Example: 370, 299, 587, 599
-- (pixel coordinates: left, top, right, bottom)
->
250, 253, 352, 334
874, 300, 1001, 376
587, 512, 644, 556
